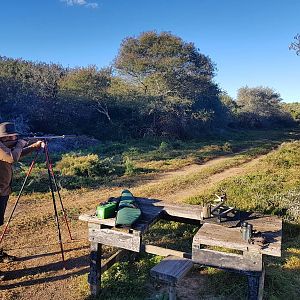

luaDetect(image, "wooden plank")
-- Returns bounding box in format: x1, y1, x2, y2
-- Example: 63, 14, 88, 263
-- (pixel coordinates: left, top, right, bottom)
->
192, 248, 262, 273
79, 212, 116, 227
161, 213, 202, 225
150, 256, 193, 284
132, 207, 163, 232
247, 265, 265, 300
88, 242, 101, 296
142, 244, 192, 259
135, 198, 203, 220
89, 228, 141, 252
193, 220, 282, 257
101, 249, 127, 274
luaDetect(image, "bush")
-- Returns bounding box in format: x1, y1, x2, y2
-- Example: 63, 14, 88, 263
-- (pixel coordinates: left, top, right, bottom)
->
123, 156, 136, 175
158, 141, 171, 152
56, 153, 120, 177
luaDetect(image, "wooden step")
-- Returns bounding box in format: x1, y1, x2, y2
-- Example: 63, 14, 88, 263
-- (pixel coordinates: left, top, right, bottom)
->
150, 255, 193, 284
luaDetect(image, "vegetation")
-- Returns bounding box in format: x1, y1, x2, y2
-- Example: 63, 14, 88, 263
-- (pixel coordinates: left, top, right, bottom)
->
0, 31, 296, 140
282, 102, 300, 123
11, 128, 297, 194
289, 33, 300, 55
236, 86, 294, 128
187, 141, 300, 221
8, 129, 298, 299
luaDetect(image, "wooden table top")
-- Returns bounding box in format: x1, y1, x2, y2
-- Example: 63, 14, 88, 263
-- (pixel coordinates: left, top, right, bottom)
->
193, 215, 282, 257
79, 197, 203, 232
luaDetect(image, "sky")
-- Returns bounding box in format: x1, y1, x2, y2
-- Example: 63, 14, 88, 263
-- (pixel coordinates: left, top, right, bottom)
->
0, 0, 299, 102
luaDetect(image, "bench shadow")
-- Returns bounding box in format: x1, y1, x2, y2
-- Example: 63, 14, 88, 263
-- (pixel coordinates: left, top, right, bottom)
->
15, 245, 89, 262
1, 253, 90, 290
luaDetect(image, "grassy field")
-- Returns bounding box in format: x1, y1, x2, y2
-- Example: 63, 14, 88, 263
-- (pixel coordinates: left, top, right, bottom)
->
12, 128, 299, 194
2, 128, 300, 300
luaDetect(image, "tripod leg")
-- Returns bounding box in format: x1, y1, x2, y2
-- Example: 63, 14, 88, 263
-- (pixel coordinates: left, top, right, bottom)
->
45, 146, 66, 268
0, 150, 41, 245
44, 146, 73, 240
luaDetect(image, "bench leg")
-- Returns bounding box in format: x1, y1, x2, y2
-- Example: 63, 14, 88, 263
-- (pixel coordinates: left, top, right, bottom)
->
168, 283, 176, 300
247, 266, 265, 300
89, 242, 102, 296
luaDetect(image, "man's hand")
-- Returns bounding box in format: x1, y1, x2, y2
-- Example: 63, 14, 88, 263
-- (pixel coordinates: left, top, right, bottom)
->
32, 140, 45, 149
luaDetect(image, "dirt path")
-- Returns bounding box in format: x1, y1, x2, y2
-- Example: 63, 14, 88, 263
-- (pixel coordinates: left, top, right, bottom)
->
167, 155, 264, 202
0, 152, 265, 300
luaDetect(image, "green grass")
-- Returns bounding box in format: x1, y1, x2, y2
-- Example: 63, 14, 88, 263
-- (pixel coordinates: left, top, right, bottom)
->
186, 141, 300, 299
138, 144, 277, 198
12, 128, 299, 194
187, 141, 300, 220
90, 254, 162, 300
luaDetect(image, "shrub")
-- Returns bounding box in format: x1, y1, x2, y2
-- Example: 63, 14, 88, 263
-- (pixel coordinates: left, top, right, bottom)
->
56, 153, 119, 177
158, 141, 171, 152
123, 156, 136, 175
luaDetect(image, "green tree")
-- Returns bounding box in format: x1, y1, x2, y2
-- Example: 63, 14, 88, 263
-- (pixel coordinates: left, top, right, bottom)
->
114, 31, 221, 136
236, 86, 293, 127
282, 102, 300, 123
219, 91, 238, 125
59, 66, 113, 123
0, 56, 65, 130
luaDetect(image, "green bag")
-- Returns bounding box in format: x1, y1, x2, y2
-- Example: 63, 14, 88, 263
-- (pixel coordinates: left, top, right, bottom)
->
96, 202, 117, 219
115, 190, 141, 227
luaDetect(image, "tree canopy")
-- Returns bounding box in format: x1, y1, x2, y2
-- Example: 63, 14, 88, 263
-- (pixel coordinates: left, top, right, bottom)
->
114, 31, 222, 136
236, 86, 293, 127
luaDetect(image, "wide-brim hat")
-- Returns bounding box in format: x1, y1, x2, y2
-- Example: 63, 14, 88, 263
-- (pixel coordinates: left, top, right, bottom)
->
0, 122, 19, 138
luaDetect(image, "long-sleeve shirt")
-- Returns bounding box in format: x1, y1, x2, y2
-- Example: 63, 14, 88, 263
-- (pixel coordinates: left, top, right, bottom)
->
0, 141, 40, 196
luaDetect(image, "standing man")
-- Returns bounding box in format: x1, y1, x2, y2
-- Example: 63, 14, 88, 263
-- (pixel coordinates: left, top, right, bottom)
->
0, 122, 43, 266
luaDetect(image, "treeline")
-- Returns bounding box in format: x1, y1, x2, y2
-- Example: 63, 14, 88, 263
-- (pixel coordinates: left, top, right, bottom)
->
0, 31, 296, 140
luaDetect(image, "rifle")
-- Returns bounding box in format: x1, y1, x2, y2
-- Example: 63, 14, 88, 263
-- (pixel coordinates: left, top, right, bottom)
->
23, 135, 77, 141
22, 135, 77, 147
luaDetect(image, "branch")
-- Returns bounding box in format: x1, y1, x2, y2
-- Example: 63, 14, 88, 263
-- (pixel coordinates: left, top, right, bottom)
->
289, 34, 300, 55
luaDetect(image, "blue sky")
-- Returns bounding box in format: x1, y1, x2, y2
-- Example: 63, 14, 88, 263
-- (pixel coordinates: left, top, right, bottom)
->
0, 0, 299, 102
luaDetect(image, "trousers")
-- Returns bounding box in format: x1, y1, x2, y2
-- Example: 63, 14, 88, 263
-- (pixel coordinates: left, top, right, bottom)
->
0, 195, 9, 226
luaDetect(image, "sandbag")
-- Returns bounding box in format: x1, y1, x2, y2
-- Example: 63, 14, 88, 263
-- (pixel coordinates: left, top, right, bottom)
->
115, 189, 141, 227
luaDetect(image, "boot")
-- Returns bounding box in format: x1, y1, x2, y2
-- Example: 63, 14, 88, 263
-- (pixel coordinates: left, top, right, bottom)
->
0, 249, 17, 263
0, 271, 5, 281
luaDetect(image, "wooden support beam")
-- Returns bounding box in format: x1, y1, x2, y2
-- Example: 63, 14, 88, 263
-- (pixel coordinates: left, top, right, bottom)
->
89, 227, 141, 252
161, 212, 201, 225
247, 264, 265, 300
101, 249, 128, 274
192, 248, 262, 273
89, 242, 102, 296
142, 244, 191, 259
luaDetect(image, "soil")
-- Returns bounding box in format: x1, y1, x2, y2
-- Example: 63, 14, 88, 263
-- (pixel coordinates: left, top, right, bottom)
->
0, 152, 263, 300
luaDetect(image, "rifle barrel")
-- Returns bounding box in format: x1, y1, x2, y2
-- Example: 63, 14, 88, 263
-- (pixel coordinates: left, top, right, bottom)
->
24, 135, 77, 140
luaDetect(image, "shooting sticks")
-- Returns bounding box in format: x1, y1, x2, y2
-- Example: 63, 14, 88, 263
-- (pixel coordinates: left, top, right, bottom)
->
0, 141, 73, 269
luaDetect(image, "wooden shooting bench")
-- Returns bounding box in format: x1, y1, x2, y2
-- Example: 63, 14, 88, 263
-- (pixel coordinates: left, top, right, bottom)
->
79, 197, 282, 300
